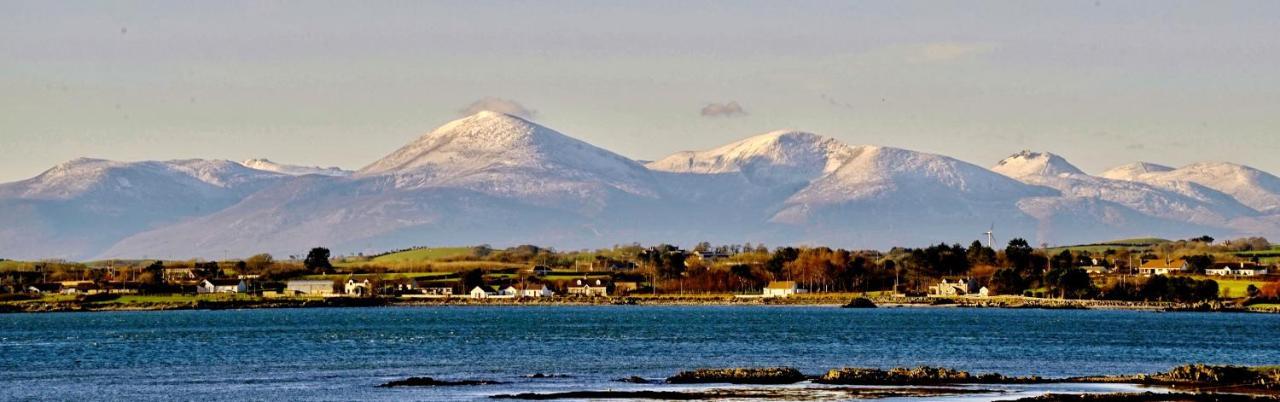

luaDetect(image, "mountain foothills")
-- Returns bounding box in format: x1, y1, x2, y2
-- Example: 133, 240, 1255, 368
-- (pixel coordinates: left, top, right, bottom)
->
4, 111, 1280, 260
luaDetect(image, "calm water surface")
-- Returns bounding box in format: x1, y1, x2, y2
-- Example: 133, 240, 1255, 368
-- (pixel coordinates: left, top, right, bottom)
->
2, 306, 1278, 401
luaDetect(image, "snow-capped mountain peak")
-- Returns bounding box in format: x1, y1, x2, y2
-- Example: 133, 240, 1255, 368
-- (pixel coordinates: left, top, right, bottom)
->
359, 111, 640, 177
991, 150, 1086, 178
240, 158, 352, 177
355, 111, 659, 206
646, 129, 852, 186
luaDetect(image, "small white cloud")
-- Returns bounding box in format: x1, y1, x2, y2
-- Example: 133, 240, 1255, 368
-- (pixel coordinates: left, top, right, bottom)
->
459, 97, 537, 119
701, 101, 747, 118
910, 42, 998, 63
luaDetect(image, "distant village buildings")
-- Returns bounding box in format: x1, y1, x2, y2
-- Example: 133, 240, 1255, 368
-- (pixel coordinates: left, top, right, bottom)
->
504, 283, 552, 298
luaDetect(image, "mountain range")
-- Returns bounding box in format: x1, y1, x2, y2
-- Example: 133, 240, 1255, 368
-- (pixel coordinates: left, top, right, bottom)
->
4, 111, 1279, 261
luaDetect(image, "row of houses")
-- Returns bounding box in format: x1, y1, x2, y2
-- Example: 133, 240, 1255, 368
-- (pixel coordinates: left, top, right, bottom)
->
268, 277, 630, 298
1137, 259, 1270, 276
26, 280, 141, 295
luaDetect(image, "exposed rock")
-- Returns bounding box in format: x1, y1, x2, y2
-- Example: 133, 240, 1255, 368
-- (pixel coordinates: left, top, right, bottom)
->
666, 367, 807, 384
524, 373, 572, 379
378, 376, 506, 387
614, 376, 652, 384
492, 386, 990, 400
842, 297, 877, 308
817, 366, 1041, 385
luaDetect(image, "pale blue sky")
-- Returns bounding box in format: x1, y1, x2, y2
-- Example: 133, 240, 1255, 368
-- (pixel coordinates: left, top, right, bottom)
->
3, 1, 1279, 182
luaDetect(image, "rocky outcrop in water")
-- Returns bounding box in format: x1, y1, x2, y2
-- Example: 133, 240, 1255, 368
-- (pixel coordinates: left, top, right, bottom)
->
817, 366, 1041, 385
378, 377, 506, 387
666, 367, 807, 384
1152, 364, 1280, 390
841, 297, 877, 308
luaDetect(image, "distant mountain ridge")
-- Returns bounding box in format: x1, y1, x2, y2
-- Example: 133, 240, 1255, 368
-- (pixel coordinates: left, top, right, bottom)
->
3, 111, 1280, 260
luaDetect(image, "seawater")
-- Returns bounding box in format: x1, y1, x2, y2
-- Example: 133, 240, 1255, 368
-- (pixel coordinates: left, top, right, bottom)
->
2, 306, 1278, 401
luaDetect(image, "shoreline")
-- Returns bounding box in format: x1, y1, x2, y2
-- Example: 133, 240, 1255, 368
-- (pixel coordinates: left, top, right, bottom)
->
3, 293, 1274, 314
379, 364, 1280, 401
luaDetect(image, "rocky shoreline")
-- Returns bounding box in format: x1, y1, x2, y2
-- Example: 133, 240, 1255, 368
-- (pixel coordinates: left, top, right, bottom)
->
0, 294, 1268, 314
381, 364, 1280, 401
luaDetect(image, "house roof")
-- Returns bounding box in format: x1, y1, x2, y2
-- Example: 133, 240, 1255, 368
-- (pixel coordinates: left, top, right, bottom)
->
507, 283, 546, 290
1139, 259, 1187, 269
766, 281, 797, 289
471, 285, 497, 293
206, 279, 242, 286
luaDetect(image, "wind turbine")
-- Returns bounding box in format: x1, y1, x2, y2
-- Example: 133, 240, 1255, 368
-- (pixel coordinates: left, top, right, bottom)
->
983, 224, 996, 248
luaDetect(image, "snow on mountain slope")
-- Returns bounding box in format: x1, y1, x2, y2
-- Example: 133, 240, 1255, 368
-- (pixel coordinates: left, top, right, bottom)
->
1102, 162, 1280, 213
766, 145, 1054, 244
647, 130, 852, 187
1098, 162, 1174, 181
0, 158, 288, 260
0, 158, 282, 200
240, 158, 352, 177
12, 113, 1280, 259
785, 145, 1050, 207
357, 111, 659, 213
992, 152, 1257, 227
101, 175, 603, 259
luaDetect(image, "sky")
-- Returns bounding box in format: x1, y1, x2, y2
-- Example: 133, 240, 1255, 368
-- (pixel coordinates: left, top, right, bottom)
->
2, 1, 1279, 182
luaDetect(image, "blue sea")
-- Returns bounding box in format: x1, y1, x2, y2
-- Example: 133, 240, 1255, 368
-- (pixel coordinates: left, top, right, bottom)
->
2, 306, 1279, 401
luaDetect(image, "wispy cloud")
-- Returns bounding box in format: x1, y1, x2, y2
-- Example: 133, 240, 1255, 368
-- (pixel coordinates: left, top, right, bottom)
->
700, 101, 747, 118
909, 42, 998, 63
459, 97, 537, 119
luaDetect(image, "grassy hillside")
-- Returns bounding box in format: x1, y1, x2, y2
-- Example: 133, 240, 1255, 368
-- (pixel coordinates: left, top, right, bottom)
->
1049, 238, 1169, 253
371, 247, 475, 263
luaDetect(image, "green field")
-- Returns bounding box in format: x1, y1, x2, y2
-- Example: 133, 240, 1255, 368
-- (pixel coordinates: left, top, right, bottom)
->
1188, 275, 1270, 298
370, 247, 475, 263
298, 271, 455, 280
1049, 238, 1169, 253
109, 294, 258, 304
0, 260, 34, 271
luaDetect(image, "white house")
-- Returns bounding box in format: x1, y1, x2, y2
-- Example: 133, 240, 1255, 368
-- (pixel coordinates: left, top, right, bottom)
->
345, 278, 373, 296
469, 285, 498, 299
762, 281, 805, 298
1138, 259, 1188, 276
504, 283, 553, 297
285, 280, 335, 296
1206, 262, 1269, 276
197, 279, 245, 294
566, 278, 610, 297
